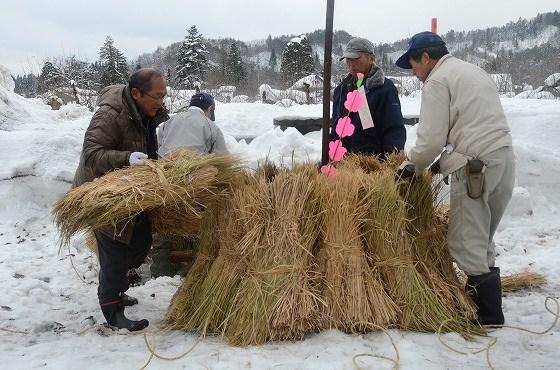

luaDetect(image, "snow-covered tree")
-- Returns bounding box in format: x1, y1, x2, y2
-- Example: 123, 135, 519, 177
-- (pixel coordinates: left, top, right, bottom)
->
280, 36, 314, 87
37, 61, 63, 94
176, 25, 208, 89
98, 36, 129, 87
269, 48, 278, 70
225, 42, 246, 87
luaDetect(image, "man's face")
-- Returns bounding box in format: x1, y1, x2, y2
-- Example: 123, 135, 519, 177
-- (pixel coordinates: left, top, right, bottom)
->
409, 52, 432, 83
345, 53, 374, 75
132, 77, 167, 118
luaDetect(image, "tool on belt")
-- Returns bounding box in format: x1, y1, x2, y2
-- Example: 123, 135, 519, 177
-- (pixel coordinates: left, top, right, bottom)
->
465, 159, 486, 199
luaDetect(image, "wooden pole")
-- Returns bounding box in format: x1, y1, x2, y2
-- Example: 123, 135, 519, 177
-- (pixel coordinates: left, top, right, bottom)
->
321, 0, 335, 166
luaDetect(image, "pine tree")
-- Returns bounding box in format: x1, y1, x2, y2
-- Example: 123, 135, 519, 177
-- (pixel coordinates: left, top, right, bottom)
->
225, 42, 247, 87
14, 74, 38, 98
176, 25, 208, 89
280, 36, 314, 86
37, 61, 63, 93
98, 36, 129, 87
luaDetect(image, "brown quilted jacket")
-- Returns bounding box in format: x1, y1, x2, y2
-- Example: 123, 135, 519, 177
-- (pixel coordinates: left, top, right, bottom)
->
73, 84, 168, 243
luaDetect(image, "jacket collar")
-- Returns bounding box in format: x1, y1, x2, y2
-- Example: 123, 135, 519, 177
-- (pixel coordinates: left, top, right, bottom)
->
188, 106, 205, 114
425, 54, 453, 83
343, 64, 385, 91
123, 85, 143, 125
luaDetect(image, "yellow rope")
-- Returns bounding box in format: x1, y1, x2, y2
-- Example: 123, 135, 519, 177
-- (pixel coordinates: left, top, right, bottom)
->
138, 329, 203, 370
437, 296, 559, 370
351, 322, 400, 370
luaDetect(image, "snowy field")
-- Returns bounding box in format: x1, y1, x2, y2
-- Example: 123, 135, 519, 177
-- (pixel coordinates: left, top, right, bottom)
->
1, 75, 560, 369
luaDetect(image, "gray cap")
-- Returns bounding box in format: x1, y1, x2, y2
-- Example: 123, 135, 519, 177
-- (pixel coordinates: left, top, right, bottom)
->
340, 37, 375, 61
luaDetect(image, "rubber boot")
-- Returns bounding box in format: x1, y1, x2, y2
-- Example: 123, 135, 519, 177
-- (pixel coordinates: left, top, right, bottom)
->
100, 299, 149, 331
466, 267, 505, 325
121, 292, 139, 307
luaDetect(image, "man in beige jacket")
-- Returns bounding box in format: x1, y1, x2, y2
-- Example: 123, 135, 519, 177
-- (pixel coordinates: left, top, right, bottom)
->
396, 32, 515, 325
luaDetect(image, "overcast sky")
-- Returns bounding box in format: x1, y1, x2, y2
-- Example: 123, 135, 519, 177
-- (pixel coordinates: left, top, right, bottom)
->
1, 0, 558, 75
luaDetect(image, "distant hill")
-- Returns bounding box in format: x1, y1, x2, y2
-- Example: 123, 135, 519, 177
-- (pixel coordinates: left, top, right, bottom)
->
135, 11, 559, 94
13, 11, 560, 98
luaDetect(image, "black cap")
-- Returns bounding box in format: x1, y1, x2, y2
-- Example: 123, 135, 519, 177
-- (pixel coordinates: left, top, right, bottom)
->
190, 93, 215, 110
395, 31, 446, 69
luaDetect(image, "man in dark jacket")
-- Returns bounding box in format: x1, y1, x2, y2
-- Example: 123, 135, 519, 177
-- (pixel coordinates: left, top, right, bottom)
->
73, 68, 169, 331
331, 38, 406, 158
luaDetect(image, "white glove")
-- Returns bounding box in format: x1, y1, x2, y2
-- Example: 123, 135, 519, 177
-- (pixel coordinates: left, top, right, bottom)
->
129, 152, 148, 166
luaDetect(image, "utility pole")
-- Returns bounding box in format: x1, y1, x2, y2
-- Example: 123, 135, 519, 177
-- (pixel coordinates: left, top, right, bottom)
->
321, 0, 335, 166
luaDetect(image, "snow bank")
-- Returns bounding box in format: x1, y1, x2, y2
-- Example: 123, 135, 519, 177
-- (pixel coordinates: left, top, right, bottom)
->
514, 90, 556, 100
0, 64, 15, 92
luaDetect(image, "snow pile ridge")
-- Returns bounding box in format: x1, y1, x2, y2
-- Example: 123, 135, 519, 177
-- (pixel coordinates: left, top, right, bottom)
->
0, 64, 15, 92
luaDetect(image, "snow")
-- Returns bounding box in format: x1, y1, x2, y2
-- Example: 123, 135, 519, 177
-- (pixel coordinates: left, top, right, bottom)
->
1, 72, 560, 369
259, 84, 308, 104
514, 90, 556, 100
288, 36, 304, 44
0, 64, 15, 92
544, 73, 560, 88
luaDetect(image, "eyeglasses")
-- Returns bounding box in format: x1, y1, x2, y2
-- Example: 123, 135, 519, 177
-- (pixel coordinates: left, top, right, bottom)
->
143, 91, 166, 101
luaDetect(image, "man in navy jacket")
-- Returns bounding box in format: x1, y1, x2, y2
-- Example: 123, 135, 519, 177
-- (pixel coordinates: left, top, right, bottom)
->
331, 38, 406, 158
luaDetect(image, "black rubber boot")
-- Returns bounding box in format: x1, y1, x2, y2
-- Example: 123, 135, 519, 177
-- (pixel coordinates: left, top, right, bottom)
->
466, 267, 505, 326
121, 293, 139, 307
100, 299, 149, 331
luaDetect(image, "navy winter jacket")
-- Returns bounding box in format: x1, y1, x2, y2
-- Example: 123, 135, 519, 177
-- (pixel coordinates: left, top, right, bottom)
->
330, 72, 406, 158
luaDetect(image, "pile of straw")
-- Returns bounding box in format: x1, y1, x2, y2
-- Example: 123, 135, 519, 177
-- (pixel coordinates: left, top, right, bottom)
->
163, 155, 487, 344
52, 151, 243, 245
59, 150, 491, 344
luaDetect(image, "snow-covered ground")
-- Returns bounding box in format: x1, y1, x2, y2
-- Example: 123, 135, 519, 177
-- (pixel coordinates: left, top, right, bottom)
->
1, 70, 560, 369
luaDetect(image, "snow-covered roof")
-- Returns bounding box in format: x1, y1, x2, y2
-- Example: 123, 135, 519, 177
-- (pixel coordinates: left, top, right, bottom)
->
288, 36, 304, 45
545, 73, 560, 88
217, 86, 236, 93
289, 74, 336, 91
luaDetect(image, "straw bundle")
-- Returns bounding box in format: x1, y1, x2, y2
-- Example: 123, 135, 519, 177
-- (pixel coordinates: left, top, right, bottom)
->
164, 199, 223, 325
221, 177, 276, 345
340, 153, 382, 173
85, 229, 97, 255
166, 177, 260, 334
399, 174, 476, 322
267, 170, 323, 341
317, 169, 395, 332
363, 170, 477, 334
502, 272, 546, 291
52, 151, 242, 245
382, 152, 407, 172
224, 170, 323, 345
457, 271, 546, 292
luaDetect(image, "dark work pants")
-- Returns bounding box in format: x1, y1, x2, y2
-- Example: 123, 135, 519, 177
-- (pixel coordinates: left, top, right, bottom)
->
94, 214, 152, 303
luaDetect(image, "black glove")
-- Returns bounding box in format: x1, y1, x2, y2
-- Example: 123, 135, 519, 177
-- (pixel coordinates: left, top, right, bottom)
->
395, 163, 416, 180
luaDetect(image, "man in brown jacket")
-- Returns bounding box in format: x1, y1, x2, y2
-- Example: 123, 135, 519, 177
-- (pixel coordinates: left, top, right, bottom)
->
73, 68, 168, 331
396, 32, 514, 326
